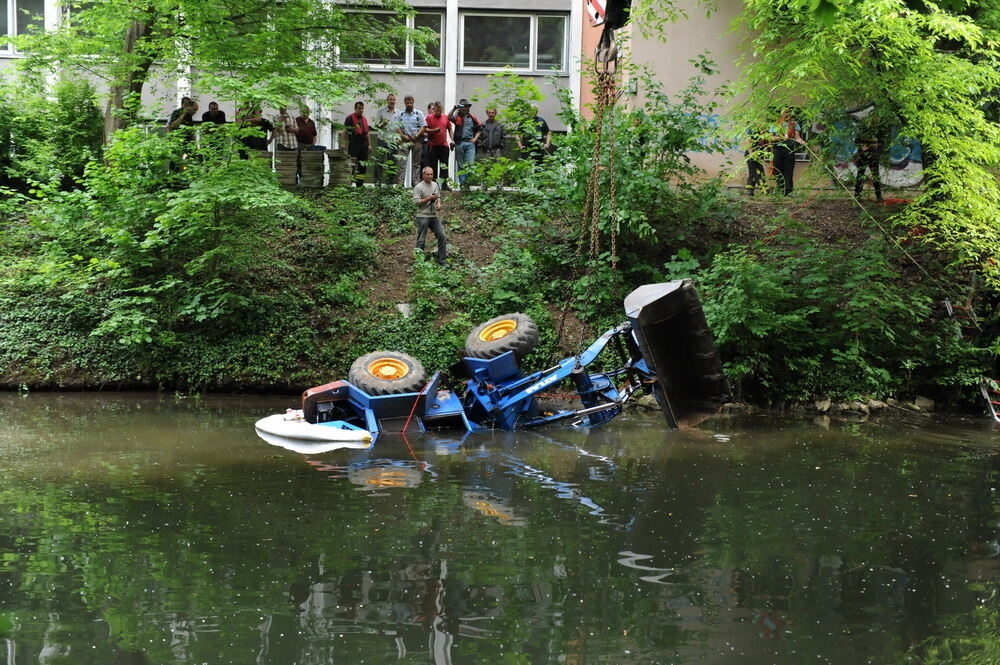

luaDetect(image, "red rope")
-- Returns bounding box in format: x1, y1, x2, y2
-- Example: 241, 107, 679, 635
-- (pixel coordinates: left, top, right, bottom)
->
401, 381, 431, 433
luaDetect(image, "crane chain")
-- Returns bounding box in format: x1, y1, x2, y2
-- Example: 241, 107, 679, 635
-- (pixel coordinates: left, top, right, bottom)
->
582, 69, 620, 265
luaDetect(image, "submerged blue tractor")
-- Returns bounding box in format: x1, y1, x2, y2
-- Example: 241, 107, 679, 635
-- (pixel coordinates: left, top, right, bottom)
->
254, 280, 730, 444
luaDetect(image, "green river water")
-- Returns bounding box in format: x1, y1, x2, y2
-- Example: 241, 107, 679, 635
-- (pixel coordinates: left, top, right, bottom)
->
0, 392, 998, 664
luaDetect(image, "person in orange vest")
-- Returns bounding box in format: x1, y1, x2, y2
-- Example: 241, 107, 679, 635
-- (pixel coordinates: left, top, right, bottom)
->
771, 109, 802, 196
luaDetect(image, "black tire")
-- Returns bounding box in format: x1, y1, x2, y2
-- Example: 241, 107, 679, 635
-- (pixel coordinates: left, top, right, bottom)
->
348, 351, 426, 395
465, 313, 539, 361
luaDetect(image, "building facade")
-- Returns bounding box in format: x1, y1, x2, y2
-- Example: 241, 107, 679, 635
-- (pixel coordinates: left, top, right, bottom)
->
1, 0, 752, 177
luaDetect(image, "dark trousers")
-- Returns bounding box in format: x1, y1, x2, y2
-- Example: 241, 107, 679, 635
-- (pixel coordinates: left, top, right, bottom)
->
854, 150, 882, 200
416, 216, 447, 263
427, 145, 450, 181
745, 151, 766, 195
348, 140, 369, 187
772, 143, 797, 196
373, 138, 398, 185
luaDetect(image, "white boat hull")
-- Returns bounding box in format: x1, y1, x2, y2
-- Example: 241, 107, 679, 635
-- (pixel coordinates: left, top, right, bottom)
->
254, 414, 373, 443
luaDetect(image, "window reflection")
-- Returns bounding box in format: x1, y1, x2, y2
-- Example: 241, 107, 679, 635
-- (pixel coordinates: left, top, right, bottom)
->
462, 15, 531, 69
537, 16, 565, 71
17, 0, 44, 36
413, 13, 442, 68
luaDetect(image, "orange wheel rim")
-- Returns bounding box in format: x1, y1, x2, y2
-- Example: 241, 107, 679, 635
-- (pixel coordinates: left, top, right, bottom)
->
479, 319, 517, 342
367, 470, 408, 487
367, 358, 409, 380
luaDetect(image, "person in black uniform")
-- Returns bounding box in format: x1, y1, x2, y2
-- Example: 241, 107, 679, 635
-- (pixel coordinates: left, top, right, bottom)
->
853, 115, 884, 201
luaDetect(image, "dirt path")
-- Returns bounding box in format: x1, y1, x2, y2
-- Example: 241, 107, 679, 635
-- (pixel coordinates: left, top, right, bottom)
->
359, 191, 503, 305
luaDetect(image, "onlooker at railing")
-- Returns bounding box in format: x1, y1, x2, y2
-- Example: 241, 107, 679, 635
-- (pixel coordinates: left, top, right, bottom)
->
450, 99, 481, 189
398, 95, 425, 187
517, 107, 550, 164
479, 107, 505, 160
343, 101, 371, 187
296, 106, 324, 150
201, 101, 226, 125
422, 101, 453, 190
273, 107, 298, 151
420, 102, 435, 178
236, 106, 273, 157
372, 93, 403, 185
167, 97, 199, 132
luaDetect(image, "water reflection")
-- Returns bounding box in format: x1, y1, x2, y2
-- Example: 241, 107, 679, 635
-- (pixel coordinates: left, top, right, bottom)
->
0, 393, 997, 664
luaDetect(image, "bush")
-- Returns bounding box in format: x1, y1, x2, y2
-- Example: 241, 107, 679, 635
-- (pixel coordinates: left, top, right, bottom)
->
676, 234, 983, 401
0, 77, 103, 190
0, 129, 383, 389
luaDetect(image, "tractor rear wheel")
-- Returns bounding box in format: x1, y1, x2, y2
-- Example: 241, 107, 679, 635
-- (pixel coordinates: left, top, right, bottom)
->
348, 351, 426, 395
465, 313, 539, 361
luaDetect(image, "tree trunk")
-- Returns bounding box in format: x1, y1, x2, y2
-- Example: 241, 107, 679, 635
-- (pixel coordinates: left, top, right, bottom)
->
103, 16, 157, 142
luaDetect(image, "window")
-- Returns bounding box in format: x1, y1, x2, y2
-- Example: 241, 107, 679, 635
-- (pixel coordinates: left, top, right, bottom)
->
461, 13, 566, 72
412, 12, 442, 68
341, 11, 443, 70
2, 0, 44, 51
354, 13, 406, 66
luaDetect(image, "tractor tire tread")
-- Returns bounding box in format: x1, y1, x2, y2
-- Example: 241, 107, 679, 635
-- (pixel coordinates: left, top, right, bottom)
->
465, 313, 540, 361
348, 351, 426, 396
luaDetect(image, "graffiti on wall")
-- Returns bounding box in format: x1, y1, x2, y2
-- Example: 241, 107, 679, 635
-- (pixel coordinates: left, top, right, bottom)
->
822, 104, 925, 188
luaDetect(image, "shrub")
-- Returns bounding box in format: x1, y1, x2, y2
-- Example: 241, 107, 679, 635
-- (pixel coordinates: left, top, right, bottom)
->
677, 235, 981, 401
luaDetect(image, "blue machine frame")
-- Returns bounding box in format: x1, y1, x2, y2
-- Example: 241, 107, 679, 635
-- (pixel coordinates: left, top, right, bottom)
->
300, 281, 731, 437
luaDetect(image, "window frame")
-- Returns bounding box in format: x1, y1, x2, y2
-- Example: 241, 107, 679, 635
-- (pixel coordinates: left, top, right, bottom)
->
459, 11, 568, 74
1, 0, 46, 54
341, 9, 444, 72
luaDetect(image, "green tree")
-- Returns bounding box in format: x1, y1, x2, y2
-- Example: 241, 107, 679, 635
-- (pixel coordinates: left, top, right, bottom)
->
20, 0, 425, 137
736, 0, 1000, 285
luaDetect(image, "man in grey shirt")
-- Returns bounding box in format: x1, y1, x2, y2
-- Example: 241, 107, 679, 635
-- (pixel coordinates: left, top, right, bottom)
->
372, 93, 402, 185
412, 166, 448, 264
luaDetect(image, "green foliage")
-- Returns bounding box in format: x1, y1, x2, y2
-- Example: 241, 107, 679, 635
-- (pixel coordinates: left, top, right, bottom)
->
20, 0, 426, 128
0, 131, 383, 389
471, 68, 546, 136
0, 77, 103, 189
676, 232, 984, 400
460, 64, 732, 325
526, 62, 724, 257
736, 0, 1000, 285
909, 589, 1000, 665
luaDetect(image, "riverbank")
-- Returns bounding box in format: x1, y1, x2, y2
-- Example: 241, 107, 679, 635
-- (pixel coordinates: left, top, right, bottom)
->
0, 187, 994, 412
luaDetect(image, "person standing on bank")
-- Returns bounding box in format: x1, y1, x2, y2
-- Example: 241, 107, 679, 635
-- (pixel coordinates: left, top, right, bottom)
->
343, 101, 371, 187
295, 106, 324, 150
853, 114, 884, 202
372, 93, 402, 185
399, 95, 425, 187
422, 101, 453, 189
412, 166, 448, 265
201, 101, 226, 125
771, 109, 802, 196
273, 107, 298, 151
450, 99, 481, 189
479, 107, 505, 160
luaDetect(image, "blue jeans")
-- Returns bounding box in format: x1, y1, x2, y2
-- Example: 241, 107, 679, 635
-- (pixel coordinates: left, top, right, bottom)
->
455, 141, 476, 185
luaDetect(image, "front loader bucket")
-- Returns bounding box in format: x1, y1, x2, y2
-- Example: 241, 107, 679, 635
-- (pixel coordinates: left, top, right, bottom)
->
624, 281, 730, 429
